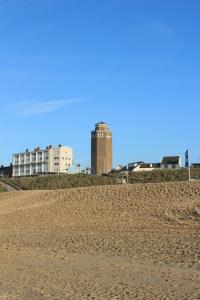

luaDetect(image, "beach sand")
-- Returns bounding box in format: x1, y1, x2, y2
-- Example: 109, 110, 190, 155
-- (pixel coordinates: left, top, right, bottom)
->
0, 181, 200, 299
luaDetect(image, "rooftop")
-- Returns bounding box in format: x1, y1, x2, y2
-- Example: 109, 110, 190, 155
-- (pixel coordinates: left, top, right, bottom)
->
161, 156, 181, 165
94, 122, 110, 132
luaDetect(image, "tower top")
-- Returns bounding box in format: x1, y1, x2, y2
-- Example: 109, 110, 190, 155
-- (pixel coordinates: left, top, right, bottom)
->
95, 122, 109, 131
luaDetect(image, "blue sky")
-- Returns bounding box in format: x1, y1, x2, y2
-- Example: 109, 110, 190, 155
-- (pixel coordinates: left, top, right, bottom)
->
0, 0, 200, 167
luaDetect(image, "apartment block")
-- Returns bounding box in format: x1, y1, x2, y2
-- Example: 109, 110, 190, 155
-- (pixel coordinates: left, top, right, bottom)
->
12, 145, 73, 177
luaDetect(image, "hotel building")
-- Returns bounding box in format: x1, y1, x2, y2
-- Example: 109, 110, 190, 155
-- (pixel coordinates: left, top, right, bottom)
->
12, 145, 73, 177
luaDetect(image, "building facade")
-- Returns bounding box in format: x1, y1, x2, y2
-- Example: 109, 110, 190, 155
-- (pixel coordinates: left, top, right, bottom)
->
126, 156, 181, 173
161, 156, 181, 169
12, 145, 73, 177
91, 122, 112, 175
0, 164, 13, 178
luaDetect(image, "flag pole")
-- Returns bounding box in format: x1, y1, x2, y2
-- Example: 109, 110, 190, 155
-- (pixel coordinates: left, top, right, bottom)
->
188, 149, 191, 182
185, 149, 191, 182
188, 164, 191, 182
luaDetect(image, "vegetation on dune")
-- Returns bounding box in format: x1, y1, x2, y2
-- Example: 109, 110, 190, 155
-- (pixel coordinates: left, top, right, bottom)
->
4, 174, 116, 190
128, 168, 200, 183
2, 168, 200, 190
0, 185, 6, 193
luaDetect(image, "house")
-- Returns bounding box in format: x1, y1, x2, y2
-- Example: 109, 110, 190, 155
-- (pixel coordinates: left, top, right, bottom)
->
132, 163, 161, 172
0, 164, 13, 178
127, 155, 181, 172
191, 163, 200, 168
128, 162, 144, 172
161, 156, 181, 169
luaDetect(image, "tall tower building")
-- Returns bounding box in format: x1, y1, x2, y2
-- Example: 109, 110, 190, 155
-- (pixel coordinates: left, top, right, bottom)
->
91, 122, 112, 175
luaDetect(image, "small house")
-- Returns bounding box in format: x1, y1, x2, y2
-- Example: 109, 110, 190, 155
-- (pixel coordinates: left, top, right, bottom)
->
161, 156, 181, 169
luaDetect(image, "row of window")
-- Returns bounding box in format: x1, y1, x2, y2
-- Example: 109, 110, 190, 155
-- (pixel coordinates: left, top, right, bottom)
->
54, 163, 71, 166
14, 157, 49, 164
97, 134, 105, 138
15, 157, 71, 164
14, 153, 49, 163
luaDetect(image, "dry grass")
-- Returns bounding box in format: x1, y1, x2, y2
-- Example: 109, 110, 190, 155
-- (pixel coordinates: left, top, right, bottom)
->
0, 184, 6, 193
4, 168, 200, 192
4, 174, 116, 190
0, 181, 200, 299
128, 167, 200, 183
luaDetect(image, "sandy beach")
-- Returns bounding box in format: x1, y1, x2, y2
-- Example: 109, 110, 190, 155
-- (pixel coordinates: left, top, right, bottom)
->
0, 181, 200, 299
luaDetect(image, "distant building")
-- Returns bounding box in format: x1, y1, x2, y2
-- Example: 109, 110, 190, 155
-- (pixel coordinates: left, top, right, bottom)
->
128, 162, 144, 172
91, 122, 112, 175
67, 164, 82, 174
67, 165, 91, 175
191, 163, 200, 168
161, 156, 181, 169
126, 156, 181, 173
133, 163, 161, 172
0, 164, 13, 178
127, 162, 160, 172
12, 145, 73, 177
116, 165, 128, 173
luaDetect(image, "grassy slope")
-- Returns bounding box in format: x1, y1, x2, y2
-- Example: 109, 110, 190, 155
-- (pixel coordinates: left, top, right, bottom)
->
128, 168, 200, 183
0, 185, 5, 192
3, 168, 200, 190
5, 174, 116, 190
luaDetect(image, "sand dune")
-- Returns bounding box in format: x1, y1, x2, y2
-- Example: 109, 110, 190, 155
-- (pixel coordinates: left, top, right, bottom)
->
0, 181, 200, 299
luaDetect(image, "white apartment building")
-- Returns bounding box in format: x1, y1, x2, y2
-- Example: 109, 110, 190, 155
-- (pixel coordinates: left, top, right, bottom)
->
12, 145, 73, 177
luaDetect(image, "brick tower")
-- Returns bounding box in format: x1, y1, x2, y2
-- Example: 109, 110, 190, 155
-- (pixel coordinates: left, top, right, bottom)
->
91, 122, 112, 175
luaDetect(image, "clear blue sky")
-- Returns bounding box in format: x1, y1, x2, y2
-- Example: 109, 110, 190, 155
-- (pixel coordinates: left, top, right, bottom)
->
0, 0, 200, 167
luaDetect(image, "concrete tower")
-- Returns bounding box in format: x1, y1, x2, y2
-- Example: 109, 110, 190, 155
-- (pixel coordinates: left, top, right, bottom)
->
91, 122, 112, 175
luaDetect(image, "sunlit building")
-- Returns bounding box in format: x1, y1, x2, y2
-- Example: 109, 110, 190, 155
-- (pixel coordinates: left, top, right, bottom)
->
12, 144, 73, 177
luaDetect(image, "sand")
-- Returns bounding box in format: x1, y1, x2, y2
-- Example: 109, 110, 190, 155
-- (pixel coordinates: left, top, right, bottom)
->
0, 181, 200, 299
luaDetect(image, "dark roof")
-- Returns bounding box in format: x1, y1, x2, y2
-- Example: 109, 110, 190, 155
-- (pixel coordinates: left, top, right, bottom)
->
161, 156, 180, 164
128, 161, 144, 165
0, 165, 12, 171
96, 121, 107, 125
0, 165, 12, 177
139, 163, 160, 168
140, 164, 151, 168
